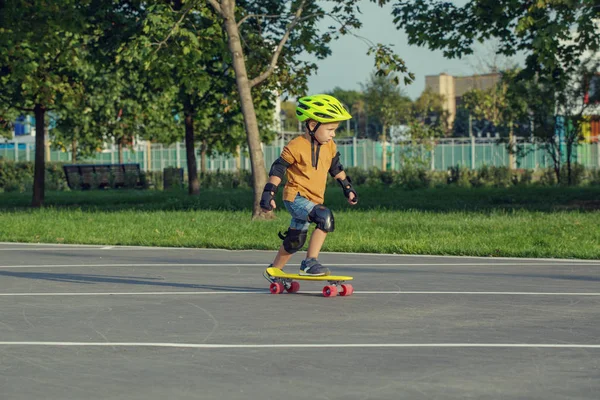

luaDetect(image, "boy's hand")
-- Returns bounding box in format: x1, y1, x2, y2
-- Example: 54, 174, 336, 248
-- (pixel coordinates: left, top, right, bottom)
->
347, 191, 357, 205
337, 177, 358, 205
260, 183, 278, 212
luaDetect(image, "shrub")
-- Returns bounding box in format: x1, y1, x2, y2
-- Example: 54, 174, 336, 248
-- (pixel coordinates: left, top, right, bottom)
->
588, 168, 600, 186
539, 168, 557, 186
560, 163, 585, 186
395, 165, 431, 190
492, 166, 512, 188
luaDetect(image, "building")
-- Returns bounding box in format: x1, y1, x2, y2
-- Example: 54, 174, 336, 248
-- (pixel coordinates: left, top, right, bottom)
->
425, 72, 502, 129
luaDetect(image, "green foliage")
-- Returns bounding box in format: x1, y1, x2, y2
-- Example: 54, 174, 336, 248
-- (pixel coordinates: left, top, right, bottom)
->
0, 161, 67, 193
199, 170, 253, 190
408, 88, 449, 138
539, 168, 558, 186
460, 85, 510, 137
392, 0, 600, 86
392, 0, 600, 185
588, 169, 600, 186
361, 73, 411, 140
560, 163, 586, 187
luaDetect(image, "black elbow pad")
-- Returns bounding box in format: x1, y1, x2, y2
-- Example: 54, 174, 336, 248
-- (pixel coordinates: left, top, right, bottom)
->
269, 157, 291, 179
329, 152, 344, 177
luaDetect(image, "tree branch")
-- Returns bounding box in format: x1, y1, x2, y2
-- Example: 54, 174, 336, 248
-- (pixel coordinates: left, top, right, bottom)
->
237, 14, 284, 28
248, 0, 307, 88
206, 0, 223, 17
154, 1, 196, 51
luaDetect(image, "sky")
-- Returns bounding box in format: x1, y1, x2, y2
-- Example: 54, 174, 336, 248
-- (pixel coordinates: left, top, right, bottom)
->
305, 1, 523, 100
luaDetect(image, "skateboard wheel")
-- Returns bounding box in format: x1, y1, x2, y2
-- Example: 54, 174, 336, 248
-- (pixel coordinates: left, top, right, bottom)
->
340, 284, 354, 296
286, 281, 300, 293
322, 285, 338, 297
270, 282, 284, 294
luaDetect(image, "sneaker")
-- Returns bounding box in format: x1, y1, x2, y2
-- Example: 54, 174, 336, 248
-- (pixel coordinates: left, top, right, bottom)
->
299, 258, 330, 276
263, 265, 276, 283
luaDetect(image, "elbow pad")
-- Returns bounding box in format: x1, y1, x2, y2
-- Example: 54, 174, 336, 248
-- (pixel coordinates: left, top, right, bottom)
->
328, 152, 344, 177
269, 157, 291, 179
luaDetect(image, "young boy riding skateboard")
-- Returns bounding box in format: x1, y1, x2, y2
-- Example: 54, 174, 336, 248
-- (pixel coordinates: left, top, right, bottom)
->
260, 94, 358, 282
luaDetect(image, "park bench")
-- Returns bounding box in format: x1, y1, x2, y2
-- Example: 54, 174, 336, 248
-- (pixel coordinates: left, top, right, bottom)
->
63, 163, 142, 190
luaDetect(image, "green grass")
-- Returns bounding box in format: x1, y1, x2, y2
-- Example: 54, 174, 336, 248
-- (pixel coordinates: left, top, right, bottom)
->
1, 186, 599, 259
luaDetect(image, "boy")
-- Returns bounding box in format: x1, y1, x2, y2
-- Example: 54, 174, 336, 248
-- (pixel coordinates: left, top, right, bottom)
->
260, 94, 358, 281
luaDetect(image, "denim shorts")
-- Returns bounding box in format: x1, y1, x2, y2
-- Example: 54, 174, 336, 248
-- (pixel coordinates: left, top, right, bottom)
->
284, 194, 317, 231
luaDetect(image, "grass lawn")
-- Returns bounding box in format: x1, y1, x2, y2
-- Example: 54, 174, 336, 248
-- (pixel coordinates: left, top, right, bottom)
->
0, 185, 599, 259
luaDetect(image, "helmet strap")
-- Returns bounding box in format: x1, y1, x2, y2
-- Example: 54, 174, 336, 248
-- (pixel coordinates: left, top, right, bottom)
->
306, 121, 322, 169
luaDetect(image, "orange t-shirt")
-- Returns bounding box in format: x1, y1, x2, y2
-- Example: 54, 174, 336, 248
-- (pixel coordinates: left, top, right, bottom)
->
280, 135, 336, 204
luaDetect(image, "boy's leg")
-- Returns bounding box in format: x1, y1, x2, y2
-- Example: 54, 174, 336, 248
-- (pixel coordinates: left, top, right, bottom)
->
299, 228, 330, 276
306, 228, 327, 260
272, 244, 294, 269
264, 226, 308, 283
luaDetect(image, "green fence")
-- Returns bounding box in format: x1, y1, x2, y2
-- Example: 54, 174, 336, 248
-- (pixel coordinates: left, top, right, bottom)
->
2, 137, 599, 171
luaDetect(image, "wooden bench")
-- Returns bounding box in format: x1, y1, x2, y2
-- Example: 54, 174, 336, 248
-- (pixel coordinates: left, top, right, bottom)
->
63, 163, 142, 190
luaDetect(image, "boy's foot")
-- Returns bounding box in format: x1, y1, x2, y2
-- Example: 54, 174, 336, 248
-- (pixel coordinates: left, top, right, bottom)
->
263, 265, 276, 283
299, 258, 330, 276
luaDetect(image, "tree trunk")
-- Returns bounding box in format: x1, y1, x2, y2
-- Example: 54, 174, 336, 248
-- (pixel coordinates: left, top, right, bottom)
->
72, 139, 77, 162
566, 139, 573, 186
32, 104, 46, 207
222, 4, 269, 219
508, 125, 515, 170
118, 138, 124, 163
185, 112, 200, 195
381, 124, 387, 172
200, 139, 207, 174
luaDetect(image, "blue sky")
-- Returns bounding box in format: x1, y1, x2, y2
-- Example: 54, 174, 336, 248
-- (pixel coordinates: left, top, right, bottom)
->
305, 1, 522, 100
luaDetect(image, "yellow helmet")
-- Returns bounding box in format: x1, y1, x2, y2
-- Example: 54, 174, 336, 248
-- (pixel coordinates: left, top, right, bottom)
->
295, 94, 352, 123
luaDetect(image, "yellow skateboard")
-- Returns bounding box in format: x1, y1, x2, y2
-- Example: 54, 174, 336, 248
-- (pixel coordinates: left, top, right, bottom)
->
266, 267, 354, 297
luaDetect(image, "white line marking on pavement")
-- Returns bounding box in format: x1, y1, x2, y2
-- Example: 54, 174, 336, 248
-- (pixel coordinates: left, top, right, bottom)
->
0, 248, 107, 251
1, 262, 599, 268
0, 342, 599, 349
1, 242, 599, 263
0, 264, 265, 268
1, 291, 600, 297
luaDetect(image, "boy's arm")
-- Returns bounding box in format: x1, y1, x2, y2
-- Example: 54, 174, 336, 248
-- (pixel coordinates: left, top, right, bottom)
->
329, 152, 358, 204
260, 176, 282, 212
260, 152, 293, 212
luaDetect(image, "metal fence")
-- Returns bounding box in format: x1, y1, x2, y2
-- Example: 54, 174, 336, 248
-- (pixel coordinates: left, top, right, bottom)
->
2, 136, 599, 172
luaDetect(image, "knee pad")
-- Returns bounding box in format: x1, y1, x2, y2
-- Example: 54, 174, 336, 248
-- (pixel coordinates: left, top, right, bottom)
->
278, 228, 308, 254
308, 205, 335, 232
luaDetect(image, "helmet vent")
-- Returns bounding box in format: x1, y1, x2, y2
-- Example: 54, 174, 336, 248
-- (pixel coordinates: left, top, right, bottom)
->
314, 112, 333, 119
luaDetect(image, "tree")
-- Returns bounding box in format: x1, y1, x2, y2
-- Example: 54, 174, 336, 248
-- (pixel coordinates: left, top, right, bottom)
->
40, 2, 183, 168
503, 60, 600, 184
0, 108, 18, 140
392, 0, 600, 89
392, 0, 600, 180
119, 2, 230, 194
0, 0, 97, 207
207, 0, 414, 218
409, 88, 449, 138
554, 60, 600, 185
362, 73, 411, 170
